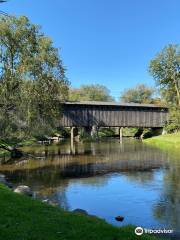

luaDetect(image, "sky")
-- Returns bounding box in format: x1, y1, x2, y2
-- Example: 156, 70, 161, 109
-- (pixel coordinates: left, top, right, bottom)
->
1, 0, 180, 99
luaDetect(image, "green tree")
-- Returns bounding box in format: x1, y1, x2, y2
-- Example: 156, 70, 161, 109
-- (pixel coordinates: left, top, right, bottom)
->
69, 84, 114, 102
0, 15, 69, 140
120, 84, 154, 103
149, 44, 180, 107
164, 107, 180, 132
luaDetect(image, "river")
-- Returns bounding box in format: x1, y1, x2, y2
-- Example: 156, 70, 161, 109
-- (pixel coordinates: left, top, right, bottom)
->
0, 139, 179, 231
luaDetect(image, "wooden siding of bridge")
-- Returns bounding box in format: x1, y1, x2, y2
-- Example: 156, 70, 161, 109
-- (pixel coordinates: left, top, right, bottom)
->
60, 103, 168, 128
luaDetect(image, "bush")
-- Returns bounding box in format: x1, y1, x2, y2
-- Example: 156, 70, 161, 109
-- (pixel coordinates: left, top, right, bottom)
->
165, 107, 180, 133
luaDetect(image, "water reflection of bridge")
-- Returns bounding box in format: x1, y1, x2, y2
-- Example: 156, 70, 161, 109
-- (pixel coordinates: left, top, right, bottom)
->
0, 141, 170, 181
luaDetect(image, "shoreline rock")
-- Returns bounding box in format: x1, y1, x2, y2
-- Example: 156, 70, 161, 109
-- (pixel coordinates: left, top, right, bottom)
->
14, 185, 33, 197
72, 208, 98, 219
73, 208, 89, 215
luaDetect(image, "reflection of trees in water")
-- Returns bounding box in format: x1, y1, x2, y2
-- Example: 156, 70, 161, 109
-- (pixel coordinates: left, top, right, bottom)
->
68, 175, 109, 187
122, 171, 155, 184
153, 160, 180, 230
1, 142, 169, 177
53, 185, 70, 210
3, 167, 71, 209
1, 140, 170, 191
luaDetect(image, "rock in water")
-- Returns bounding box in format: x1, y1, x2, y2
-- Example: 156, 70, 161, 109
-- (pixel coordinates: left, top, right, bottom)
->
14, 185, 33, 197
115, 216, 124, 222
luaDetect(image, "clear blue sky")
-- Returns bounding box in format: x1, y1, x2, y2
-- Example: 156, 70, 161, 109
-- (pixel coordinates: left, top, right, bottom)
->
1, 0, 180, 99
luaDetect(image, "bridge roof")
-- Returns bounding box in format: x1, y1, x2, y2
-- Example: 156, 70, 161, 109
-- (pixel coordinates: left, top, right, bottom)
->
64, 101, 168, 109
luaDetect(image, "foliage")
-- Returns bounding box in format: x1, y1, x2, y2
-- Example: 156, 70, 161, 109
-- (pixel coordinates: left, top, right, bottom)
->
123, 128, 139, 137
149, 44, 180, 132
149, 44, 180, 107
69, 84, 114, 102
120, 84, 154, 103
164, 107, 180, 133
0, 184, 158, 240
0, 15, 69, 141
78, 128, 94, 142
98, 128, 116, 138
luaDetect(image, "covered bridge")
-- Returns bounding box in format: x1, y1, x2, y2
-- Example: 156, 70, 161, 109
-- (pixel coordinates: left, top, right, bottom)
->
60, 101, 168, 128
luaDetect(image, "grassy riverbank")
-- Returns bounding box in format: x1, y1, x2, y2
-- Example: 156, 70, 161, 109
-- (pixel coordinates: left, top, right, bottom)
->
144, 133, 180, 149
0, 184, 159, 240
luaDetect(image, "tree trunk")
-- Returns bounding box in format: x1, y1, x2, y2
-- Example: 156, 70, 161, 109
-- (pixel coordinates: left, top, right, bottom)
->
173, 77, 180, 106
175, 84, 180, 106
0, 142, 23, 158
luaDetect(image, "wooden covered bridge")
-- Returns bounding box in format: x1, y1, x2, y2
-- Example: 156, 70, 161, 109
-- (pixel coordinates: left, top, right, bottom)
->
60, 101, 168, 140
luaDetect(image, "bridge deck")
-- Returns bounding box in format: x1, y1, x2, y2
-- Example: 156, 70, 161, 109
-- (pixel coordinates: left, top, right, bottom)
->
60, 101, 168, 128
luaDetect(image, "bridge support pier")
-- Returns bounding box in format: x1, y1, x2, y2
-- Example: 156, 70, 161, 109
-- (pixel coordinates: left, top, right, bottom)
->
119, 127, 123, 142
70, 127, 75, 153
91, 125, 99, 140
70, 127, 79, 142
70, 127, 79, 154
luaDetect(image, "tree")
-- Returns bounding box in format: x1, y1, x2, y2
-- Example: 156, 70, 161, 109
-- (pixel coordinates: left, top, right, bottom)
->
0, 15, 69, 140
69, 84, 114, 102
120, 84, 154, 104
149, 44, 180, 107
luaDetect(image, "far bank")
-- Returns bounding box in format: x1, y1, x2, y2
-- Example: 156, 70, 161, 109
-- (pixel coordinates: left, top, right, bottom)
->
144, 133, 180, 149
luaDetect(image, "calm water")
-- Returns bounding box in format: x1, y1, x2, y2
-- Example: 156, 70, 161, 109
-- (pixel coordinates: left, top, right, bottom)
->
0, 139, 180, 230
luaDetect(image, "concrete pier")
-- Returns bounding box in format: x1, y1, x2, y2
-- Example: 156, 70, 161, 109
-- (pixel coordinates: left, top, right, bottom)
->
119, 127, 123, 142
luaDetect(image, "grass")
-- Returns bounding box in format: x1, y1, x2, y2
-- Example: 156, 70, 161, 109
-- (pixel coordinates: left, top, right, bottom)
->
144, 132, 180, 149
0, 184, 160, 240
